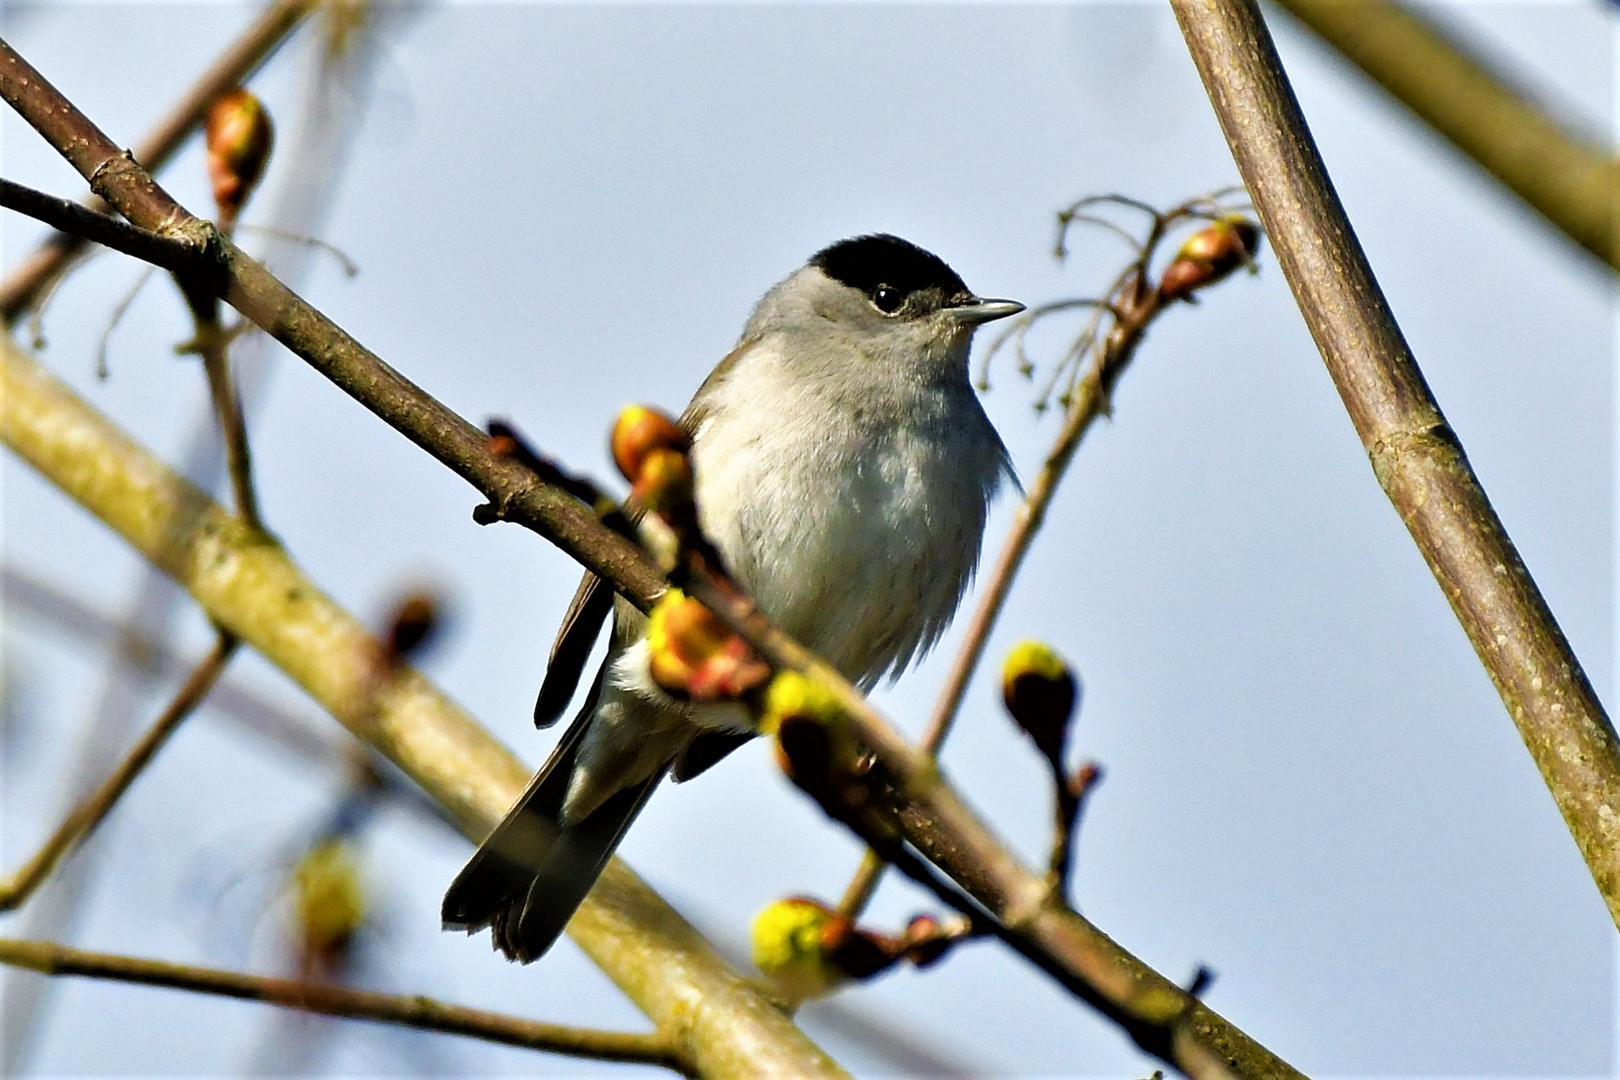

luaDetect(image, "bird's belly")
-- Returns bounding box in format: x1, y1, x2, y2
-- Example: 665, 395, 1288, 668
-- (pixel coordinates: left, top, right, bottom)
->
692, 420, 985, 686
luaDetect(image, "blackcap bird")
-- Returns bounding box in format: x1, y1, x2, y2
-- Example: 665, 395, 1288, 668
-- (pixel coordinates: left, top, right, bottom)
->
441, 234, 1023, 962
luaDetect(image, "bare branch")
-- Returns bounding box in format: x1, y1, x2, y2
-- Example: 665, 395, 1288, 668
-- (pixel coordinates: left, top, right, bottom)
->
1270, 0, 1620, 273
0, 938, 686, 1073
0, 633, 236, 912
1169, 0, 1620, 929
184, 314, 265, 529
0, 178, 203, 272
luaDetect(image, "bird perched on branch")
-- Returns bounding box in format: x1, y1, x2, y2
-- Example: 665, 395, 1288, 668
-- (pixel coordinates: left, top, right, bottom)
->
442, 234, 1023, 962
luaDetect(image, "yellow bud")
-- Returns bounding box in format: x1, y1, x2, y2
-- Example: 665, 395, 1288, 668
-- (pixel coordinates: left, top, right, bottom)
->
293, 838, 366, 966
1001, 641, 1078, 765
631, 446, 694, 520
751, 897, 899, 1002
751, 896, 843, 1001
205, 87, 273, 226
611, 405, 687, 484
759, 670, 844, 737
646, 591, 769, 701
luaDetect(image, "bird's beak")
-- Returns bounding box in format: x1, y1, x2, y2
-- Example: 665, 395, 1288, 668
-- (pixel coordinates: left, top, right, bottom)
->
947, 296, 1025, 326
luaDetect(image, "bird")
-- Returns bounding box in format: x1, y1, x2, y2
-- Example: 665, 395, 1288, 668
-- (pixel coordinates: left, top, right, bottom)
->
442, 234, 1023, 962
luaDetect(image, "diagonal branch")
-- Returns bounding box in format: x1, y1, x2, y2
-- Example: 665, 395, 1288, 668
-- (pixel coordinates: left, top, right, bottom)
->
1268, 0, 1620, 274
0, 178, 204, 272
0, 633, 236, 912
1169, 0, 1620, 929
0, 938, 686, 1074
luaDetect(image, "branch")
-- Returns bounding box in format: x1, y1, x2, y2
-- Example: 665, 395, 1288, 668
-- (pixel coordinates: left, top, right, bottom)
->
0, 337, 850, 1080
0, 633, 236, 912
2, 562, 461, 828
700, 574, 1295, 1078
0, 178, 204, 272
1168, 0, 1620, 929
186, 304, 265, 529
1268, 0, 1620, 273
0, 938, 685, 1073
0, 0, 318, 321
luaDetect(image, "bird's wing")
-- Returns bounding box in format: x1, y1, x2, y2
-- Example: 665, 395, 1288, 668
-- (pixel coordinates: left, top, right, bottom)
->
533, 569, 613, 728
679, 334, 760, 436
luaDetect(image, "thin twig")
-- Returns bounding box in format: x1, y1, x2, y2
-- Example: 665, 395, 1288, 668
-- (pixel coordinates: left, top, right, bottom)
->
0, 0, 318, 322
0, 178, 204, 272
0, 938, 687, 1074
95, 265, 155, 380
189, 314, 264, 529
0, 633, 237, 912
1169, 0, 1620, 929
1047, 763, 1102, 901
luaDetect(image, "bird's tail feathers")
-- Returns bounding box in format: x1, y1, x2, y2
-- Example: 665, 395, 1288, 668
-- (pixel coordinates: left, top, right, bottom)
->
441, 666, 669, 963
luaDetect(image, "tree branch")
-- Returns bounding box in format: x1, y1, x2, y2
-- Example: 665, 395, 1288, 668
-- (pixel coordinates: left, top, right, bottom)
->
0, 178, 203, 272
0, 0, 318, 321
1168, 0, 1620, 929
0, 938, 686, 1073
0, 633, 236, 912
1268, 0, 1620, 273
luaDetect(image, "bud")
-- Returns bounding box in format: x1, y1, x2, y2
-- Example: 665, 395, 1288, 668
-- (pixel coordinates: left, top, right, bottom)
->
380, 591, 441, 670
759, 669, 845, 738
293, 838, 366, 976
751, 897, 899, 1002
646, 590, 770, 701
1001, 641, 1078, 767
1157, 216, 1261, 301
205, 87, 274, 228
631, 446, 695, 523
899, 913, 952, 968
611, 405, 687, 485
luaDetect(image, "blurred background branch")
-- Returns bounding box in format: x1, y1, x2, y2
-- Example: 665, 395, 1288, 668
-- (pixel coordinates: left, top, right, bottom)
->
1268, 0, 1618, 273
0, 937, 687, 1073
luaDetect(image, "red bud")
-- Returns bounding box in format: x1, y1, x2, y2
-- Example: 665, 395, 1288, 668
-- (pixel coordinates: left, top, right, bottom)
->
205, 87, 273, 227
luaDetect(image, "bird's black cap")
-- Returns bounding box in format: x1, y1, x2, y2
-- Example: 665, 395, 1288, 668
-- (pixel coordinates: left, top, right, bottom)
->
811, 234, 971, 303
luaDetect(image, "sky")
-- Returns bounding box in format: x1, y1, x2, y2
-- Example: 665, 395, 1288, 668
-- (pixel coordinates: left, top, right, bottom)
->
0, 2, 1615, 1077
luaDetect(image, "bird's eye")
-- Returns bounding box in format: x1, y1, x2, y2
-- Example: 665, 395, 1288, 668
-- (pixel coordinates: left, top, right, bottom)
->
872, 285, 904, 314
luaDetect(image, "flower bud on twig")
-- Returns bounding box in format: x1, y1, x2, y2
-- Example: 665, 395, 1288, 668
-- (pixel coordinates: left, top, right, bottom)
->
611, 405, 688, 483
205, 87, 273, 229
1001, 640, 1079, 768
378, 590, 442, 672
293, 837, 366, 978
751, 897, 901, 1002
1157, 216, 1261, 301
646, 589, 770, 701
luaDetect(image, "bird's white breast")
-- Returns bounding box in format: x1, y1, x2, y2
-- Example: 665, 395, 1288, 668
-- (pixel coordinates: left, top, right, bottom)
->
688, 337, 1004, 687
